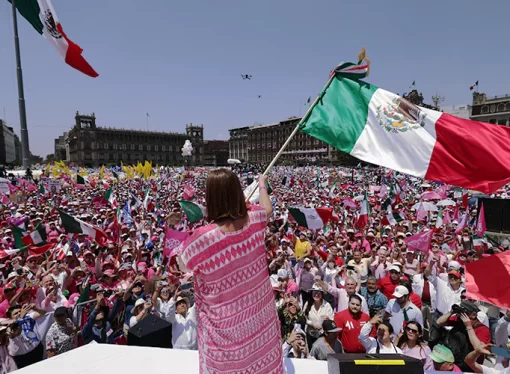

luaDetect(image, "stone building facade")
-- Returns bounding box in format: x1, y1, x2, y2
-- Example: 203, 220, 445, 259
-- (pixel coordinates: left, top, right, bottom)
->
470, 92, 510, 126
229, 117, 356, 165
65, 112, 204, 166
203, 140, 229, 166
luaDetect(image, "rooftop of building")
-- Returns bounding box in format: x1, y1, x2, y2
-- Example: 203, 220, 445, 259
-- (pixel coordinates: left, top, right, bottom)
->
93, 126, 189, 136
229, 116, 303, 132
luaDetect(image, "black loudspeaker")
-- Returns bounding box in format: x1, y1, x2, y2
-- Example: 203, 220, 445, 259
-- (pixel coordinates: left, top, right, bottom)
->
128, 314, 172, 348
327, 353, 424, 374
478, 198, 510, 234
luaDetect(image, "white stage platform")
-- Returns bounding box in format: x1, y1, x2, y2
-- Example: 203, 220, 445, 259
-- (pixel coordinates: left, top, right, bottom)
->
15, 344, 328, 374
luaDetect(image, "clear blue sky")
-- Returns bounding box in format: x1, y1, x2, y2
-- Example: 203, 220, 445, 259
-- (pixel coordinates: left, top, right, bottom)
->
0, 0, 509, 157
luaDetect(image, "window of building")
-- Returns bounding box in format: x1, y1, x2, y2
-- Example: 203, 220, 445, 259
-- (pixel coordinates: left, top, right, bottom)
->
506, 103, 510, 111
146, 145, 151, 151
113, 144, 118, 150
104, 143, 108, 150
498, 119, 507, 126
154, 145, 158, 151
169, 145, 172, 152
139, 144, 143, 151
489, 119, 497, 124
481, 105, 489, 114
161, 145, 165, 152
130, 144, 135, 151
497, 104, 505, 112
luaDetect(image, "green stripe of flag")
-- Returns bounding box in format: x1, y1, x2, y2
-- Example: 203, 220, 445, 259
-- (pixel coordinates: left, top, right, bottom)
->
8, 0, 44, 35
287, 208, 307, 227
178, 200, 204, 223
300, 77, 378, 153
59, 210, 83, 233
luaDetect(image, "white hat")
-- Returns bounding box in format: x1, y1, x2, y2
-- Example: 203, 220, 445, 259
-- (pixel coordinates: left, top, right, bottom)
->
477, 311, 490, 328
392, 285, 409, 298
277, 269, 289, 279
389, 265, 401, 273
309, 283, 325, 293
134, 299, 145, 308
384, 225, 391, 230
448, 260, 461, 271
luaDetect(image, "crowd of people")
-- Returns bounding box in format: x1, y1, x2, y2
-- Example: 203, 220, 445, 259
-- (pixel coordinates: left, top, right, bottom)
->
0, 163, 508, 373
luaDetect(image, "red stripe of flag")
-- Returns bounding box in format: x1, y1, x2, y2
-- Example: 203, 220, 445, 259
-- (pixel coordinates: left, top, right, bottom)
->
425, 113, 510, 193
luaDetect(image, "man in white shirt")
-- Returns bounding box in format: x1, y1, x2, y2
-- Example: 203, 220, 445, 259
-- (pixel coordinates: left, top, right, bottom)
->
316, 278, 369, 314
384, 285, 423, 335
465, 344, 510, 374
425, 262, 465, 315
167, 291, 197, 350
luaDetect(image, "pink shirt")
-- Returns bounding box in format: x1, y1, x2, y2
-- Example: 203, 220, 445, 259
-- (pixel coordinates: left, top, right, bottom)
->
181, 207, 283, 374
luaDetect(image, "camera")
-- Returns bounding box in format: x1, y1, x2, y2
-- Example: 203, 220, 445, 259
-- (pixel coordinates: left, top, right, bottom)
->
451, 303, 468, 315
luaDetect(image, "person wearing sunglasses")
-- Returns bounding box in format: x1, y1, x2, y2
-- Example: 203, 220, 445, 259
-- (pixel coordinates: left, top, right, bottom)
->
394, 321, 433, 371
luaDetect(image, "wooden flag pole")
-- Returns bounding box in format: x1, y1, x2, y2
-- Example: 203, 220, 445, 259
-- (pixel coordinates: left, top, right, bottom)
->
245, 74, 336, 202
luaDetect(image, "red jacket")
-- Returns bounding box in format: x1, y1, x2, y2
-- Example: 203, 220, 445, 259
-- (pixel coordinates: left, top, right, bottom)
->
377, 274, 409, 299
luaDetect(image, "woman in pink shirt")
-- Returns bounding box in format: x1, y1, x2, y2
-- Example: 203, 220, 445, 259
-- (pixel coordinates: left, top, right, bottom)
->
179, 170, 283, 374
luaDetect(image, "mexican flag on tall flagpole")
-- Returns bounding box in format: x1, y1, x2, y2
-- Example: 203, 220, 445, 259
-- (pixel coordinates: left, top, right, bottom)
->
9, 0, 98, 77
287, 207, 332, 230
356, 192, 369, 229
300, 60, 510, 194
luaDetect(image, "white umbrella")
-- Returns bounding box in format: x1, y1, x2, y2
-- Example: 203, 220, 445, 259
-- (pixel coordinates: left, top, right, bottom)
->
437, 199, 456, 207
227, 159, 241, 165
411, 202, 438, 211
420, 183, 432, 188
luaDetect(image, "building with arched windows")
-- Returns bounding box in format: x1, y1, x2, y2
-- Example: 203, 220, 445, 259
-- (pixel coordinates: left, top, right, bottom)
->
470, 92, 510, 126
228, 117, 357, 165
61, 112, 204, 166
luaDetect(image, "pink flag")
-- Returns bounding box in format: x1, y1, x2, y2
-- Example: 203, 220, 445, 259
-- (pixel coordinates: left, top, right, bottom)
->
455, 213, 468, 234
0, 195, 8, 205
416, 202, 427, 221
465, 251, 510, 309
438, 185, 448, 199
182, 185, 195, 201
476, 203, 487, 237
405, 230, 434, 253
343, 197, 358, 209
443, 209, 451, 225
163, 228, 189, 257
453, 205, 460, 221
8, 183, 17, 193
379, 184, 388, 199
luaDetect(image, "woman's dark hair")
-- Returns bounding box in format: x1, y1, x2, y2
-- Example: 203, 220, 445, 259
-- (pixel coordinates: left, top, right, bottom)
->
349, 294, 362, 304
397, 321, 427, 356
205, 169, 248, 222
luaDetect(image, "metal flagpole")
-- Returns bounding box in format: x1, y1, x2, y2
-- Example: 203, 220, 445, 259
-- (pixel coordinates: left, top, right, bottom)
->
11, 0, 31, 167
246, 74, 336, 202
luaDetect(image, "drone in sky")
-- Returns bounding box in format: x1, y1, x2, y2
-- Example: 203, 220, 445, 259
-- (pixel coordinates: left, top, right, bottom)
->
241, 74, 252, 80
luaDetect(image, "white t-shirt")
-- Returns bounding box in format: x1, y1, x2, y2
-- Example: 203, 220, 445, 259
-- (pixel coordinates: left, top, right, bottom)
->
129, 316, 140, 328
482, 365, 510, 374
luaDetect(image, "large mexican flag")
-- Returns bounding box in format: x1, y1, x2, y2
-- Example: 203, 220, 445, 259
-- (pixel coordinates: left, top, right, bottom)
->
300, 76, 510, 193
9, 0, 98, 77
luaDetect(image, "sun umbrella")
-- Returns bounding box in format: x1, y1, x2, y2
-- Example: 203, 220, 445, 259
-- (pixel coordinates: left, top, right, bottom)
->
437, 199, 456, 207
411, 202, 438, 211
421, 191, 442, 200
